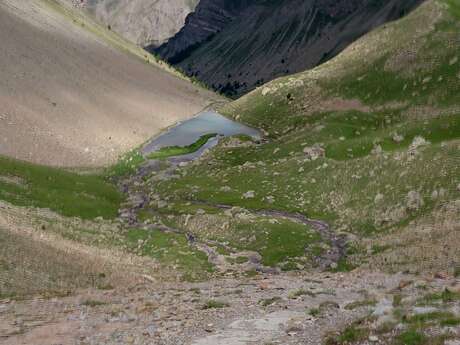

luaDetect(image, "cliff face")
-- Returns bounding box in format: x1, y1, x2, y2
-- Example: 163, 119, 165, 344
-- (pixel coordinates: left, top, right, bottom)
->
154, 0, 425, 96
75, 0, 200, 47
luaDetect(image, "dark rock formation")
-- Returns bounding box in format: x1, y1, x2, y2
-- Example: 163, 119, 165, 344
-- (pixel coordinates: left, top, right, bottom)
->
153, 0, 425, 97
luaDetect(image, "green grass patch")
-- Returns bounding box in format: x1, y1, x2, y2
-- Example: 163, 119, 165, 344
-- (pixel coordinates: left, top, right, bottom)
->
440, 317, 460, 327
227, 256, 249, 264
0, 156, 121, 219
344, 299, 377, 310
396, 330, 427, 345
372, 244, 392, 255
202, 299, 229, 309
81, 299, 106, 307
406, 311, 456, 326
288, 288, 315, 299
259, 296, 282, 307
106, 149, 145, 178
147, 134, 217, 160
122, 228, 214, 281
235, 256, 249, 264
325, 325, 369, 345
419, 290, 460, 305
331, 257, 356, 272
308, 308, 320, 317
231, 220, 321, 268
445, 0, 460, 19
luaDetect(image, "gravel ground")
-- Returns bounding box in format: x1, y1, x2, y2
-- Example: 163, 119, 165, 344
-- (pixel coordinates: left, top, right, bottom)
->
1, 268, 458, 345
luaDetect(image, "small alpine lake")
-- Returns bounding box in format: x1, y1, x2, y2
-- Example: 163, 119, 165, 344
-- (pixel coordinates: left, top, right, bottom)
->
141, 110, 261, 159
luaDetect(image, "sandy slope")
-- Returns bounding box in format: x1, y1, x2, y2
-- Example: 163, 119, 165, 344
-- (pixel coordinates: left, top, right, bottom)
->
0, 0, 219, 167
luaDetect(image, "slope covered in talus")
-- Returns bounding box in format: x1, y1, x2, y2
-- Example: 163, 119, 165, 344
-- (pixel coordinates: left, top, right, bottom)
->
155, 0, 425, 96
0, 0, 218, 167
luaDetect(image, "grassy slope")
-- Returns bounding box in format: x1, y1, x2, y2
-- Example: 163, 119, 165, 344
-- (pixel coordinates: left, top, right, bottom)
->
0, 226, 113, 298
0, 0, 458, 292
0, 156, 121, 220
146, 0, 459, 272
0, 0, 219, 290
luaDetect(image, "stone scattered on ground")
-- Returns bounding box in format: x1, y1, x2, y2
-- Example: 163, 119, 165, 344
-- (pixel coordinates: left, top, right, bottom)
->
3, 270, 456, 345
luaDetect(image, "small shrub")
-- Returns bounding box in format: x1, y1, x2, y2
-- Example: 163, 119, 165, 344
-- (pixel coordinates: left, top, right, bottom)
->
288, 288, 314, 299
325, 325, 369, 344
393, 294, 403, 307
82, 299, 106, 307
308, 308, 320, 317
344, 299, 377, 310
259, 296, 282, 307
202, 299, 229, 309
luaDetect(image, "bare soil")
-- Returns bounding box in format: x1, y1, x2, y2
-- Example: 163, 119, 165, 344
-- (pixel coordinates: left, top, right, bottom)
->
0, 0, 219, 167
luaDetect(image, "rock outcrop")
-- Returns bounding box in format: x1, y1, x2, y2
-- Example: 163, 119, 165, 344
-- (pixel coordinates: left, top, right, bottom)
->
67, 0, 199, 47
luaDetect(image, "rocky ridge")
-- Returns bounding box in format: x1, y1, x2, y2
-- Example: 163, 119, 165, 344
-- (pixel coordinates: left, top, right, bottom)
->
154, 0, 425, 96
64, 0, 199, 47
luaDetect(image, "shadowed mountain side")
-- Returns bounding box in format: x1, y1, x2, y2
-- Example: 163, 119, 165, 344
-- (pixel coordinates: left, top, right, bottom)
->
154, 0, 425, 97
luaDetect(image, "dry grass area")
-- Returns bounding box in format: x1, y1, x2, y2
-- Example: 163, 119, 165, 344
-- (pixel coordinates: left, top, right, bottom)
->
354, 199, 460, 275
0, 226, 112, 298
0, 200, 175, 299
0, 0, 220, 167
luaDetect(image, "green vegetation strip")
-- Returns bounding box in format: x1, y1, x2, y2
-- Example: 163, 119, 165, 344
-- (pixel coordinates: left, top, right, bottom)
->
147, 133, 218, 159
122, 228, 214, 281
0, 155, 121, 219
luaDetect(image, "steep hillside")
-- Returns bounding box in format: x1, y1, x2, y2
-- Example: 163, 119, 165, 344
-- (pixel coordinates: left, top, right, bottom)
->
155, 0, 425, 96
0, 0, 219, 167
72, 0, 199, 47
143, 0, 459, 276
0, 1, 459, 344
150, 0, 252, 62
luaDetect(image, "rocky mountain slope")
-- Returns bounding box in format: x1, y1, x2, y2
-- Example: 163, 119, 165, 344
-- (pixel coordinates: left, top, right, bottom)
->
0, 0, 459, 344
154, 0, 425, 96
66, 0, 199, 47
137, 0, 460, 278
0, 0, 218, 167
